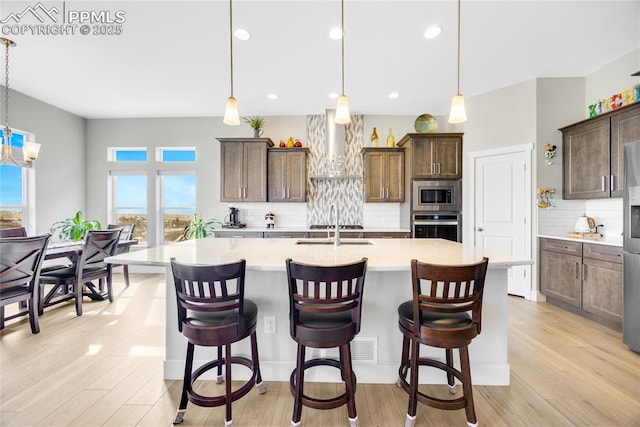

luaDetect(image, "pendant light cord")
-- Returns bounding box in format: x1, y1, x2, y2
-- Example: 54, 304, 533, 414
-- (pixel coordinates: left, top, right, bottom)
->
4, 39, 10, 130
456, 0, 461, 95
229, 0, 234, 98
341, 0, 345, 96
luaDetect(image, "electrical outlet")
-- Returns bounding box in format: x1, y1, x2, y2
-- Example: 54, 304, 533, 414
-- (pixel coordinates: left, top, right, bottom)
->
264, 316, 276, 334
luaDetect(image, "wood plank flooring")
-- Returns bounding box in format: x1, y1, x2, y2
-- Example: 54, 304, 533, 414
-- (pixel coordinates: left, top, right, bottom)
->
1, 273, 639, 426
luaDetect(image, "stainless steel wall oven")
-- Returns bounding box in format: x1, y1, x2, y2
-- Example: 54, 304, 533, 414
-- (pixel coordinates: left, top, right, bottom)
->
413, 213, 462, 242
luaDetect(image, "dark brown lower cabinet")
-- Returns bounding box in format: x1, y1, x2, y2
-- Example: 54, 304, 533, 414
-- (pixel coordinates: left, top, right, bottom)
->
539, 238, 623, 329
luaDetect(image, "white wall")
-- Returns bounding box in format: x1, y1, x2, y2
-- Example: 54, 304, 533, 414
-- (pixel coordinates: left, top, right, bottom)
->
2, 87, 85, 235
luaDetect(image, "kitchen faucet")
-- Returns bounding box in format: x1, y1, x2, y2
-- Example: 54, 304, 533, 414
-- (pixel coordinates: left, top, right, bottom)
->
330, 203, 340, 246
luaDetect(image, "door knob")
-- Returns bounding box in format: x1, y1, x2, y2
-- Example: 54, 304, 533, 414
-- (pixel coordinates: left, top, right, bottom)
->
476, 227, 483, 231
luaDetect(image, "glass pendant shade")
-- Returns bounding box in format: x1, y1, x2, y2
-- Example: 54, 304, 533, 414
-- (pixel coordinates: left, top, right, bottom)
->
23, 141, 41, 162
223, 96, 240, 126
334, 95, 351, 124
448, 94, 467, 124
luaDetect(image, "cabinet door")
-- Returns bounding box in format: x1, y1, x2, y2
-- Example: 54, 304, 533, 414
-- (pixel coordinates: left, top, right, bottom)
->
411, 139, 435, 177
286, 151, 307, 202
386, 151, 405, 202
244, 142, 268, 201
433, 137, 462, 179
264, 231, 307, 238
220, 142, 244, 202
611, 104, 640, 197
540, 250, 582, 307
364, 151, 386, 202
562, 117, 611, 199
582, 258, 623, 324
268, 151, 287, 202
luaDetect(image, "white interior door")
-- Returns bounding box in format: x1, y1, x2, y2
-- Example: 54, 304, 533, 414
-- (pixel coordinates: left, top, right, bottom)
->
474, 150, 531, 298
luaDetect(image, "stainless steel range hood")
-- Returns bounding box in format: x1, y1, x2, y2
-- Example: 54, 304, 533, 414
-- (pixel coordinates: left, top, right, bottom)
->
309, 109, 360, 180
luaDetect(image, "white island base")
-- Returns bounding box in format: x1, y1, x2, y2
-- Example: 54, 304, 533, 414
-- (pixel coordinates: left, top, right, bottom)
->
108, 238, 529, 386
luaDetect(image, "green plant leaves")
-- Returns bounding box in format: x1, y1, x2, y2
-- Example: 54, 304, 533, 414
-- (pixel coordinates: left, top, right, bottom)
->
50, 210, 102, 241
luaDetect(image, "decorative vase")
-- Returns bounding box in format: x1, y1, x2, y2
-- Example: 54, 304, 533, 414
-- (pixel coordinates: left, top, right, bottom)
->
386, 129, 395, 147
253, 129, 263, 138
370, 127, 379, 147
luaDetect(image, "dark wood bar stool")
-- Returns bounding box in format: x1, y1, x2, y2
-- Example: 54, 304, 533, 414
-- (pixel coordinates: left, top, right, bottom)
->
397, 257, 489, 427
170, 258, 266, 426
285, 257, 368, 427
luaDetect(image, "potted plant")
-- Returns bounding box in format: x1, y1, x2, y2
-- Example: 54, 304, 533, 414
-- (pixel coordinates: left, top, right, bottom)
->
243, 116, 266, 137
183, 214, 222, 240
50, 210, 102, 241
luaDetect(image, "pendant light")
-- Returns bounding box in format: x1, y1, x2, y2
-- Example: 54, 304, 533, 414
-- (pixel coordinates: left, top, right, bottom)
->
223, 0, 240, 126
1, 37, 40, 167
448, 0, 467, 124
334, 0, 351, 124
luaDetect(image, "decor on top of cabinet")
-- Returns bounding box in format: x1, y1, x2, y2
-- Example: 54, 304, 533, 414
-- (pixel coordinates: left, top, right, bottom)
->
386, 128, 395, 147
243, 116, 265, 137
414, 113, 438, 133
370, 127, 379, 147
544, 143, 557, 165
264, 211, 276, 228
537, 187, 556, 209
588, 85, 640, 117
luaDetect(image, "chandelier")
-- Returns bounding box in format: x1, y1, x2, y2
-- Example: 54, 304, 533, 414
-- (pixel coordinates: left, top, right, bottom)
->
1, 37, 40, 167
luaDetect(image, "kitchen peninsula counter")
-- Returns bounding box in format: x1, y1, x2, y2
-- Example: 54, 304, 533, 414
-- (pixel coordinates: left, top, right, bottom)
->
538, 234, 623, 247
107, 238, 531, 385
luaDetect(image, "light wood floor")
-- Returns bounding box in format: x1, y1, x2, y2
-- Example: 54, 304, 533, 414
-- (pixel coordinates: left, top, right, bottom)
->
1, 274, 639, 426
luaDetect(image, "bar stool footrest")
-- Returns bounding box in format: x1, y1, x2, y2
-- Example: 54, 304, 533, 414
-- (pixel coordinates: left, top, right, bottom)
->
289, 358, 356, 410
187, 356, 258, 408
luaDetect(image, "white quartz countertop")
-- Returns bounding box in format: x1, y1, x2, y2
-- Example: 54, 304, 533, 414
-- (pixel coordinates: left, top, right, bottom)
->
107, 238, 532, 271
538, 234, 623, 247
216, 227, 412, 233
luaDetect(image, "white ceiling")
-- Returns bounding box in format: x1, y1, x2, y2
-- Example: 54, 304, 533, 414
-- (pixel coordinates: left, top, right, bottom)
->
2, 0, 639, 119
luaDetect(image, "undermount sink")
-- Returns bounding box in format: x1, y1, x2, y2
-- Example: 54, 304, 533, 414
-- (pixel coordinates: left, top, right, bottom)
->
295, 239, 375, 245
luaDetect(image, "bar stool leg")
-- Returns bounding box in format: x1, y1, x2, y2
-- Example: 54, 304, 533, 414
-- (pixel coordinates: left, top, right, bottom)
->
251, 331, 267, 394
397, 334, 411, 387
445, 348, 456, 394
405, 339, 420, 427
340, 343, 359, 427
174, 342, 194, 424
291, 343, 306, 426
459, 346, 478, 427
216, 346, 224, 384
225, 344, 233, 426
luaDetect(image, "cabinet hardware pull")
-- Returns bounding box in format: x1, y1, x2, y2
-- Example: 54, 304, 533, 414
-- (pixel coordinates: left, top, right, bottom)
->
610, 175, 614, 192
583, 264, 587, 281
575, 262, 580, 279
601, 176, 606, 192
431, 163, 435, 175
239, 187, 242, 198
438, 163, 441, 175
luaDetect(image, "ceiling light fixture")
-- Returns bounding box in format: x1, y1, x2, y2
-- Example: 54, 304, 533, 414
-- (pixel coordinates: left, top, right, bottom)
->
334, 0, 350, 124
328, 92, 339, 99
448, 0, 467, 124
424, 25, 442, 39
267, 93, 278, 100
223, 0, 240, 126
388, 92, 399, 99
1, 37, 40, 167
329, 27, 343, 40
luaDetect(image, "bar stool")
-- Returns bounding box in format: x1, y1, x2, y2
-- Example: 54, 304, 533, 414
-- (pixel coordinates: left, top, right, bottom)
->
397, 257, 489, 427
285, 258, 368, 427
170, 258, 266, 426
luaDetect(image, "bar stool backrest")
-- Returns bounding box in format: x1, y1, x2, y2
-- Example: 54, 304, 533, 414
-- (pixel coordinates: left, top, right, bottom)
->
170, 258, 246, 336
411, 257, 489, 335
286, 258, 368, 338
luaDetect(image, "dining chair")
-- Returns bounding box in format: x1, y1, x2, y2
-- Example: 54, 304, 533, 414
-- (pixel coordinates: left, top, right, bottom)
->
396, 257, 489, 427
38, 229, 121, 316
0, 227, 28, 238
285, 257, 368, 427
0, 234, 51, 334
107, 223, 135, 286
170, 257, 266, 426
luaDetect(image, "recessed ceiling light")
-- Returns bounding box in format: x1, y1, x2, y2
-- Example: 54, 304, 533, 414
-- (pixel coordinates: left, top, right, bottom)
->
234, 28, 251, 40
329, 28, 343, 40
424, 25, 442, 39
328, 92, 339, 99
388, 92, 399, 99
267, 93, 278, 100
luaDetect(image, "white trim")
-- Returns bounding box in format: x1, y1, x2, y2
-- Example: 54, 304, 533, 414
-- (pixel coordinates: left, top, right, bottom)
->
468, 143, 533, 300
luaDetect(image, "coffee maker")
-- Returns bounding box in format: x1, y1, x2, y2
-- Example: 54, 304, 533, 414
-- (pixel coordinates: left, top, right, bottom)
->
223, 206, 246, 228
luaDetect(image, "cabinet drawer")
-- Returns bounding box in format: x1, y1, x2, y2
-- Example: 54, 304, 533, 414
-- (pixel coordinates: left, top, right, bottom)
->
214, 231, 264, 238
264, 232, 307, 238
540, 238, 582, 256
583, 243, 623, 264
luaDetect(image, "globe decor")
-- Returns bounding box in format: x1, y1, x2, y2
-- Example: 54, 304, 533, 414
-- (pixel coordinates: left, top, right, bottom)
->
414, 113, 438, 133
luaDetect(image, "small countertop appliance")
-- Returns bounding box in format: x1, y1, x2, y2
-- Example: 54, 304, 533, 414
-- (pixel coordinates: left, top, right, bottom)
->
223, 206, 246, 229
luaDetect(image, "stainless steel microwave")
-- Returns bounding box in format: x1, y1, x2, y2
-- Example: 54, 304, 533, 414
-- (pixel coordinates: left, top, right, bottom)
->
412, 180, 462, 212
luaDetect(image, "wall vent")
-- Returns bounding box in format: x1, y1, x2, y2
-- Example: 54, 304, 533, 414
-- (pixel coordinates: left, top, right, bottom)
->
311, 337, 378, 363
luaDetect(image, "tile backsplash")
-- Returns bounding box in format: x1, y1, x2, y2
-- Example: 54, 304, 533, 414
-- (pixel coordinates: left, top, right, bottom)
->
537, 197, 623, 237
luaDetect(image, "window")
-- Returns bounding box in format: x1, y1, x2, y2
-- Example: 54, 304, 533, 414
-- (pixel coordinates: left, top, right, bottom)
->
160, 172, 195, 243
109, 148, 148, 162
0, 130, 25, 229
158, 148, 196, 162
112, 173, 147, 242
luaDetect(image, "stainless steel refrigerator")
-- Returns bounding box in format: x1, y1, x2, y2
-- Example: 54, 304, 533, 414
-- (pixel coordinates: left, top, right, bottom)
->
623, 140, 640, 353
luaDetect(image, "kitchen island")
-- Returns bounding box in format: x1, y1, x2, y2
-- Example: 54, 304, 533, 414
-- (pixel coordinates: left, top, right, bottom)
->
107, 237, 531, 385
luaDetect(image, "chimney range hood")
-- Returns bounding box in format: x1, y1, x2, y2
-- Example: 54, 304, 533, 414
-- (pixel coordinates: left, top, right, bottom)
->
309, 109, 360, 181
